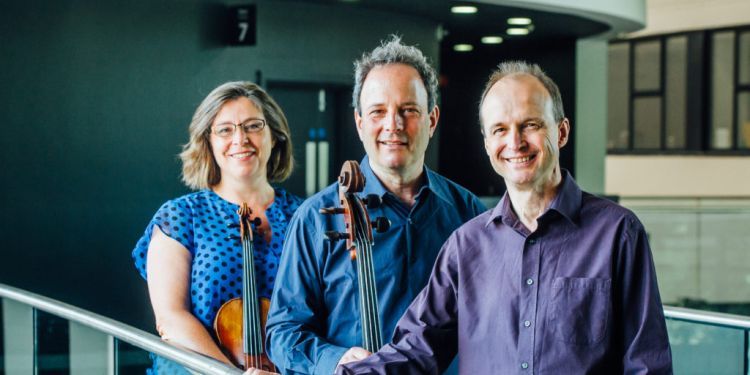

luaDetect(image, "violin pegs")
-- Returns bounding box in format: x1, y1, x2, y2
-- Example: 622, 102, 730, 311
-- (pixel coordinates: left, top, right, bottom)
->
319, 207, 345, 215
325, 231, 348, 241
372, 217, 391, 233
363, 194, 382, 209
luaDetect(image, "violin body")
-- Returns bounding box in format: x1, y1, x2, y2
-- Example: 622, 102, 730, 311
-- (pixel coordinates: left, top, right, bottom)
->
213, 203, 277, 372
214, 297, 275, 371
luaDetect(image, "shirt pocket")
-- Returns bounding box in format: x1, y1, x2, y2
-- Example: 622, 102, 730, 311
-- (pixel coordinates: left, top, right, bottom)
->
549, 277, 611, 345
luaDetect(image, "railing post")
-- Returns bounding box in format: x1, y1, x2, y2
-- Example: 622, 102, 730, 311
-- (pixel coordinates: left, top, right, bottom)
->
69, 320, 115, 375
2, 299, 35, 374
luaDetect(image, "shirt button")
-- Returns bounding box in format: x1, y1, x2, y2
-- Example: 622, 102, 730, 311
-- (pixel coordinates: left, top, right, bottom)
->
521, 362, 529, 369
524, 320, 531, 327
527, 238, 536, 244
526, 278, 534, 285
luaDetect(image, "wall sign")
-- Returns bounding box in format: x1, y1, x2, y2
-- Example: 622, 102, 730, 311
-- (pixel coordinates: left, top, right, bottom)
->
227, 5, 256, 46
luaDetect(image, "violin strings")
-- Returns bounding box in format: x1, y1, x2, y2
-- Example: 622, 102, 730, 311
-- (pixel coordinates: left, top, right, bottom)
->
241, 218, 264, 367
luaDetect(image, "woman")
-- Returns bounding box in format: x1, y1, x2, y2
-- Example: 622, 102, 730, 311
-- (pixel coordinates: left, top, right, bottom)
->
132, 81, 301, 374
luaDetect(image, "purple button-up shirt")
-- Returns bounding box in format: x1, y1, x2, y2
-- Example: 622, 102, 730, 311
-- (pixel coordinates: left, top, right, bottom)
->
340, 172, 672, 374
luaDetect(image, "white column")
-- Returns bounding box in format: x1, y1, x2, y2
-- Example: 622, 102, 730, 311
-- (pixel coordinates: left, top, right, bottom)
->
69, 321, 115, 375
575, 38, 608, 194
2, 299, 34, 375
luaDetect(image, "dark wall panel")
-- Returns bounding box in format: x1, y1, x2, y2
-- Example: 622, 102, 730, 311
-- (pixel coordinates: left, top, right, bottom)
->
438, 38, 577, 197
0, 0, 438, 332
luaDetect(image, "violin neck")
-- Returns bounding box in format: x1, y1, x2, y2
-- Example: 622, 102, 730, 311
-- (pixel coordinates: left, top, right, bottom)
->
355, 239, 383, 353
241, 235, 264, 356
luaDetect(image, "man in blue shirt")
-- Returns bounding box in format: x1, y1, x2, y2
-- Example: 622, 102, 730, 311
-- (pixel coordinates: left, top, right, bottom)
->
339, 62, 673, 374
265, 36, 486, 375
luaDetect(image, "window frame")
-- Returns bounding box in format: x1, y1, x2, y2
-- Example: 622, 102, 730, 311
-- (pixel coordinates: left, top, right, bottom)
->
607, 24, 750, 155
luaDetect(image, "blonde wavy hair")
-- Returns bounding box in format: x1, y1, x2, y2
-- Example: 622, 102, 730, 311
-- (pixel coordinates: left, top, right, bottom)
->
179, 81, 294, 189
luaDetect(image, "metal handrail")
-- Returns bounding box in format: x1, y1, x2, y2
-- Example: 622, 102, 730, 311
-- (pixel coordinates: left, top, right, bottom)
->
664, 305, 750, 330
3, 282, 748, 374
0, 283, 243, 375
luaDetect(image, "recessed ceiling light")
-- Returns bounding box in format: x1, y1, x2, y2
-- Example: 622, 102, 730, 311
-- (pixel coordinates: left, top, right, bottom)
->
453, 44, 474, 52
481, 36, 504, 44
507, 28, 530, 36
451, 5, 478, 14
507, 17, 532, 25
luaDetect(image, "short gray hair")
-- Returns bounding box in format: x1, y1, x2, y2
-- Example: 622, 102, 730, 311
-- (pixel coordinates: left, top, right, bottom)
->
352, 35, 438, 114
479, 61, 565, 131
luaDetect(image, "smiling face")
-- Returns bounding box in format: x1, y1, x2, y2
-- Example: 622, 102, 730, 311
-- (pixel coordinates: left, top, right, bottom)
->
480, 74, 569, 191
209, 97, 274, 185
355, 63, 438, 178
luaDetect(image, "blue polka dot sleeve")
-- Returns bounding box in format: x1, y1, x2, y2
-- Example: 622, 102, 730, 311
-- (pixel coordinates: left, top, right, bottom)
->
132, 188, 303, 329
132, 199, 194, 279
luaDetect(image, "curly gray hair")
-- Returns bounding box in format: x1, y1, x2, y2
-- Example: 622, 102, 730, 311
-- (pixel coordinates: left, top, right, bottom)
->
352, 35, 438, 114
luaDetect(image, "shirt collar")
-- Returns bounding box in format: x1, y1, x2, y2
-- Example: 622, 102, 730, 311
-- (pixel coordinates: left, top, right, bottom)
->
485, 169, 582, 227
358, 156, 452, 205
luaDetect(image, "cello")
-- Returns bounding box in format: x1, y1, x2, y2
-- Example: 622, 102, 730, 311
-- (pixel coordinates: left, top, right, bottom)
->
213, 203, 276, 372
320, 160, 391, 353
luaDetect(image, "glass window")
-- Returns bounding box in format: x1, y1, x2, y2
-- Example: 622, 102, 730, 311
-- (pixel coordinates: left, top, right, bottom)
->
608, 43, 630, 149
738, 91, 750, 149
633, 96, 662, 149
634, 40, 661, 92
665, 36, 688, 149
711, 31, 735, 149
739, 31, 750, 85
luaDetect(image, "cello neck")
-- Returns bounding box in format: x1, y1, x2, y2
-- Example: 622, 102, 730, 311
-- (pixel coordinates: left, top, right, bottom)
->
349, 192, 383, 353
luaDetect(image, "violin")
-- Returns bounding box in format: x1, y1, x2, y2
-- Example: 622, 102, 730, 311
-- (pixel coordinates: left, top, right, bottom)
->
213, 203, 276, 372
320, 160, 390, 353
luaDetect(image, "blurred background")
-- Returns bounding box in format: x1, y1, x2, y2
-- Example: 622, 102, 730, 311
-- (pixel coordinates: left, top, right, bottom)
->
0, 0, 748, 373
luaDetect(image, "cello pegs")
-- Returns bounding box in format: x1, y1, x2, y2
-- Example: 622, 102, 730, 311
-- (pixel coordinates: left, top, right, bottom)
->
339, 171, 350, 186
324, 231, 348, 241
363, 194, 382, 209
372, 217, 391, 233
319, 207, 345, 215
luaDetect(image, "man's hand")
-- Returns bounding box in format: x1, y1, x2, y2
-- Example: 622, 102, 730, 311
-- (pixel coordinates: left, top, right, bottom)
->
243, 368, 279, 375
337, 346, 372, 367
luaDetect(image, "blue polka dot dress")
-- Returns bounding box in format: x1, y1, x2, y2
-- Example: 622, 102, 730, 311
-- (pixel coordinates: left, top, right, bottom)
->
132, 188, 302, 373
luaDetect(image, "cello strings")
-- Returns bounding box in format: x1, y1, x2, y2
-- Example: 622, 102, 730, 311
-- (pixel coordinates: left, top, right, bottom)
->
351, 195, 382, 352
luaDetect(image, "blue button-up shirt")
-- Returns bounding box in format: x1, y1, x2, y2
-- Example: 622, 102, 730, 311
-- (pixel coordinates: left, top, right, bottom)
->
266, 157, 486, 375
340, 171, 672, 374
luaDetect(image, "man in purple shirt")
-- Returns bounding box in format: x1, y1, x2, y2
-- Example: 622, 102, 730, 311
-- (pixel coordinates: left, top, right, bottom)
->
339, 61, 673, 374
